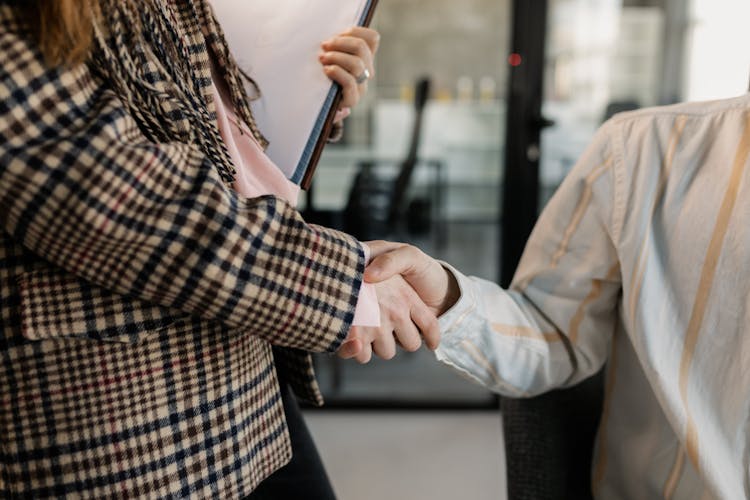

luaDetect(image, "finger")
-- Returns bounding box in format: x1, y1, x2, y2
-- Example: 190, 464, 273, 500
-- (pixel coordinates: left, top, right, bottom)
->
355, 342, 373, 364
339, 326, 365, 358
323, 65, 361, 109
410, 298, 441, 351
319, 51, 368, 85
338, 338, 363, 359
341, 26, 380, 54
321, 36, 374, 75
391, 294, 424, 352
364, 240, 406, 259
392, 312, 422, 352
333, 107, 351, 124
371, 327, 397, 360
364, 246, 421, 283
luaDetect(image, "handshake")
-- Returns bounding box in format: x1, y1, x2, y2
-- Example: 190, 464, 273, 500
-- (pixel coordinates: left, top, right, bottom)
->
337, 240, 461, 364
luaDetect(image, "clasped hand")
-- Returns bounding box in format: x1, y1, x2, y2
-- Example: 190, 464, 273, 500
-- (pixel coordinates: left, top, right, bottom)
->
338, 241, 460, 364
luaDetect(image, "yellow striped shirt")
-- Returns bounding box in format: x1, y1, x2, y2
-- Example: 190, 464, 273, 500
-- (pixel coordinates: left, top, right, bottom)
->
436, 93, 750, 499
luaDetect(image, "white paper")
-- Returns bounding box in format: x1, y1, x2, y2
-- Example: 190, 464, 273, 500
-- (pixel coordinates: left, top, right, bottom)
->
211, 0, 371, 183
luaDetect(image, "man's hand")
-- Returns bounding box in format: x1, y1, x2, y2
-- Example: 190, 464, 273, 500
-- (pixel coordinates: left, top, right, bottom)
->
364, 241, 461, 317
338, 274, 439, 364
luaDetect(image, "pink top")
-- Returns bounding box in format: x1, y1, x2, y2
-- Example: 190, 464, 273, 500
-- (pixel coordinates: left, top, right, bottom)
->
209, 62, 379, 327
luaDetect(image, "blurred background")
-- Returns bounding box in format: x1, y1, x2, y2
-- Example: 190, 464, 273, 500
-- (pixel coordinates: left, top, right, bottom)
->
299, 0, 750, 498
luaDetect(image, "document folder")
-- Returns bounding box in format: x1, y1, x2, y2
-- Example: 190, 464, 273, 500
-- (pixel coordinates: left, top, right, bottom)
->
212, 0, 379, 189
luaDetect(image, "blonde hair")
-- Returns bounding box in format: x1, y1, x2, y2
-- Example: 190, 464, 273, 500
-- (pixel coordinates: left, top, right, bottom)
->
25, 0, 101, 66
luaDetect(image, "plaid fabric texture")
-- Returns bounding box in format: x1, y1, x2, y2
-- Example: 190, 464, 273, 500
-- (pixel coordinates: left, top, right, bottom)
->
0, 1, 364, 497
18, 267, 187, 345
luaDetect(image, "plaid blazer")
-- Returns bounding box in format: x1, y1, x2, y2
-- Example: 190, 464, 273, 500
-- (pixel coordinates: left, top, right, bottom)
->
0, 1, 364, 497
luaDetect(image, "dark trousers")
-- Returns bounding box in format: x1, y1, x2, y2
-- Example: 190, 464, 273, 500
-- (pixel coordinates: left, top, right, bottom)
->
244, 384, 337, 500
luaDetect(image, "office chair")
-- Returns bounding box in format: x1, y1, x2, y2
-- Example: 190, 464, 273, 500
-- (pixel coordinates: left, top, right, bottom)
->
501, 100, 629, 499
502, 368, 606, 500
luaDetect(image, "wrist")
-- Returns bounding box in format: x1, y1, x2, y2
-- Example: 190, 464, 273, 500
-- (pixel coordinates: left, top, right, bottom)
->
437, 266, 460, 316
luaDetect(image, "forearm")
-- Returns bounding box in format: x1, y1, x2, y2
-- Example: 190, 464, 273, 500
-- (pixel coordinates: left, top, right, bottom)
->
436, 120, 624, 395
436, 265, 584, 397
0, 36, 364, 353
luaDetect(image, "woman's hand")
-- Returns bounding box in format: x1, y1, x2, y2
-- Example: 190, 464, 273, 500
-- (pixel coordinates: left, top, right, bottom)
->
338, 274, 440, 364
319, 26, 380, 120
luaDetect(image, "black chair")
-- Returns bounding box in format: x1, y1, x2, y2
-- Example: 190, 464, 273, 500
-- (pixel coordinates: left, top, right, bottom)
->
502, 100, 626, 499
602, 99, 639, 122
501, 368, 606, 500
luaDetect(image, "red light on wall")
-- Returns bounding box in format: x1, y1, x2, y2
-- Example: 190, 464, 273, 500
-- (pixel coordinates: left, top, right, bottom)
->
508, 53, 523, 67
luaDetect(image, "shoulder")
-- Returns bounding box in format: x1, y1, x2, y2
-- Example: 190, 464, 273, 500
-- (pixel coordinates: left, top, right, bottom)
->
596, 93, 750, 168
604, 93, 750, 135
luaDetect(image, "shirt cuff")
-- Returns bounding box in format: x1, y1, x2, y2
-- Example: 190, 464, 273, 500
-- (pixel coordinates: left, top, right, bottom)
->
352, 242, 380, 327
352, 282, 380, 327
432, 262, 504, 389
435, 261, 478, 343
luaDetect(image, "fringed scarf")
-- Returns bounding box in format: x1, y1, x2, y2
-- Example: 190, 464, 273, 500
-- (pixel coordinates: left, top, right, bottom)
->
88, 0, 267, 186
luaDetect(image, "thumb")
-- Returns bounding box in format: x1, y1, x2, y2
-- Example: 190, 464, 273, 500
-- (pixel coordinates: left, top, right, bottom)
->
364, 250, 413, 283
366, 246, 455, 315
364, 240, 405, 259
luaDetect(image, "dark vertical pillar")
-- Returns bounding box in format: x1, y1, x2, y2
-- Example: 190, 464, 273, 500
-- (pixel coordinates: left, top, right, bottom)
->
500, 0, 549, 287
658, 0, 689, 104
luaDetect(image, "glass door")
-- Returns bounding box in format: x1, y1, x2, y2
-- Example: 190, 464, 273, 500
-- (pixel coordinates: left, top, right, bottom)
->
539, 0, 750, 214
306, 0, 513, 407
500, 0, 690, 288
538, 0, 684, 211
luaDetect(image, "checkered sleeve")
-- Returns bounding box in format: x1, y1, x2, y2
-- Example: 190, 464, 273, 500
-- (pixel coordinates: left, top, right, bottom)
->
0, 28, 363, 354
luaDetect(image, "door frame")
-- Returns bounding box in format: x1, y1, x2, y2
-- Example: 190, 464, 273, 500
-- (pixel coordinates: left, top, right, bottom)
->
500, 0, 550, 286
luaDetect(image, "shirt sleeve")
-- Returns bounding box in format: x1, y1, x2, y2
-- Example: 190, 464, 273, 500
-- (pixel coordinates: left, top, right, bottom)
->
435, 122, 622, 397
0, 28, 364, 354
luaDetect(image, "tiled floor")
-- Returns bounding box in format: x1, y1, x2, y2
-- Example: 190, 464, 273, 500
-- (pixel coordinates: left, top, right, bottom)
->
305, 410, 507, 500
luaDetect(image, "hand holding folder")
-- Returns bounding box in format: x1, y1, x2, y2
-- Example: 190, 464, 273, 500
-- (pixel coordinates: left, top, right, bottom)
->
211, 0, 379, 189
